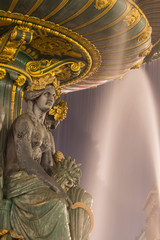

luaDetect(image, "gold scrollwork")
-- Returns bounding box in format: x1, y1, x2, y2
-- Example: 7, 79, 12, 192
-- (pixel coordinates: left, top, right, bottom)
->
0, 11, 101, 88
0, 67, 6, 80
26, 59, 59, 77
138, 26, 152, 42
95, 0, 110, 10
15, 74, 26, 86
0, 26, 33, 63
26, 59, 86, 79
123, 8, 141, 27
71, 61, 86, 72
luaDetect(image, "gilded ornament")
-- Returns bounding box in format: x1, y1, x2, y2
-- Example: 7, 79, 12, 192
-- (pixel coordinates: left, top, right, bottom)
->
15, 74, 26, 86
138, 26, 152, 42
0, 26, 33, 63
27, 75, 61, 98
0, 11, 101, 88
54, 151, 65, 163
49, 100, 68, 121
0, 229, 24, 239
95, 0, 110, 10
0, 68, 6, 80
0, 63, 32, 82
123, 8, 141, 27
71, 202, 94, 239
10, 84, 17, 124
131, 60, 143, 69
26, 59, 61, 77
31, 36, 71, 56
139, 44, 152, 57
71, 61, 86, 72
30, 36, 82, 58
26, 59, 86, 83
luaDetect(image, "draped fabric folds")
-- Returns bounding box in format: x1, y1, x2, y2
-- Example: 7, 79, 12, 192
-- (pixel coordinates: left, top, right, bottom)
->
5, 171, 71, 240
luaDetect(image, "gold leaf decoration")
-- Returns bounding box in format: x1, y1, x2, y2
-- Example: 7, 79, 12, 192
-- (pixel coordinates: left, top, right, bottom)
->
49, 99, 68, 121
139, 44, 152, 57
123, 8, 141, 27
15, 74, 26, 86
0, 68, 6, 80
27, 75, 61, 98
95, 0, 110, 10
138, 26, 152, 42
131, 60, 143, 69
0, 229, 24, 240
31, 36, 72, 57
54, 150, 65, 163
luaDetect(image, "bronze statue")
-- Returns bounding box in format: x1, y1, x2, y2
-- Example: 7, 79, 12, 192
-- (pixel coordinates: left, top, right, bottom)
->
4, 77, 82, 240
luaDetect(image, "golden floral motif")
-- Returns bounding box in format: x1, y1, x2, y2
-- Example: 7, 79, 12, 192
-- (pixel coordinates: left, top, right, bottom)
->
27, 75, 61, 98
49, 100, 68, 121
15, 74, 26, 86
138, 26, 152, 42
0, 68, 6, 80
123, 8, 141, 27
0, 229, 24, 239
95, 0, 110, 10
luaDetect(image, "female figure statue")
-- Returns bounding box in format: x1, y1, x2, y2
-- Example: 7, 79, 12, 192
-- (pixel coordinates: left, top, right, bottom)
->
4, 76, 81, 240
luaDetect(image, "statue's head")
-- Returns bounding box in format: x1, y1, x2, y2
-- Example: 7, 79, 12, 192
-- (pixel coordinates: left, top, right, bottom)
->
24, 84, 57, 113
24, 74, 61, 115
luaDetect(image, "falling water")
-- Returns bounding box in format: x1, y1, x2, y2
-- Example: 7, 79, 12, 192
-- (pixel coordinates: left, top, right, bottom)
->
54, 61, 160, 239
88, 66, 160, 240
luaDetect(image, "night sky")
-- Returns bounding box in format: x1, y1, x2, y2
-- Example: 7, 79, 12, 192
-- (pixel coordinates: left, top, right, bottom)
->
54, 59, 160, 240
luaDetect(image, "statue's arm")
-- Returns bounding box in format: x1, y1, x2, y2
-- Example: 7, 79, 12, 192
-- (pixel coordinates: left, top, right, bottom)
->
13, 118, 70, 203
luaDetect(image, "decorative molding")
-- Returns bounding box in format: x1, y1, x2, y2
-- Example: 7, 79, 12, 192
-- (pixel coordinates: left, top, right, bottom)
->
15, 74, 26, 87
95, 0, 110, 10
0, 26, 33, 63
0, 11, 101, 87
0, 68, 6, 80
123, 8, 141, 27
10, 84, 17, 124
138, 26, 152, 42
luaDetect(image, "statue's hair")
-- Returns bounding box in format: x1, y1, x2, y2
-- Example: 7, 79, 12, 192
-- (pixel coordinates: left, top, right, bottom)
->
24, 85, 56, 115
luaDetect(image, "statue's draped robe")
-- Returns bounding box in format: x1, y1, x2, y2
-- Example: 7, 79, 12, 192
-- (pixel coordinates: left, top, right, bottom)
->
6, 171, 71, 240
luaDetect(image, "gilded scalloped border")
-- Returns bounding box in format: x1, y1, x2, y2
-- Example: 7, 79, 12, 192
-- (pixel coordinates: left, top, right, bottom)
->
0, 10, 101, 88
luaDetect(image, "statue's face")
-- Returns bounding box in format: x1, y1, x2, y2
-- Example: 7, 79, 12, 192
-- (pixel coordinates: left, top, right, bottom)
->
36, 86, 56, 112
